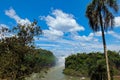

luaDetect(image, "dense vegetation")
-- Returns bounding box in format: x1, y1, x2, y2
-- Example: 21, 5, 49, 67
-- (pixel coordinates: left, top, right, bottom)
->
86, 0, 119, 80
63, 51, 120, 80
0, 21, 56, 80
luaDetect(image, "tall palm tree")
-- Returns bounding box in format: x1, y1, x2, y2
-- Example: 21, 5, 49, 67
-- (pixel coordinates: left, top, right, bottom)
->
86, 0, 119, 80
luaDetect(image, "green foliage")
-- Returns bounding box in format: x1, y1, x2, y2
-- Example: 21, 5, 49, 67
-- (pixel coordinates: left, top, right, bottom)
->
13, 20, 42, 45
64, 51, 120, 79
0, 37, 56, 80
86, 0, 119, 31
86, 0, 119, 80
63, 68, 82, 76
0, 21, 56, 80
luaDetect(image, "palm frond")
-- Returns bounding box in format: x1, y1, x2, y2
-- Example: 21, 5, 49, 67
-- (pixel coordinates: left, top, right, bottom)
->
86, 0, 119, 32
107, 0, 119, 12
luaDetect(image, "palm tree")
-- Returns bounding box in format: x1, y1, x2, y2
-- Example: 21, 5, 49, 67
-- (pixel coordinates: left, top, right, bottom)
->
86, 0, 119, 80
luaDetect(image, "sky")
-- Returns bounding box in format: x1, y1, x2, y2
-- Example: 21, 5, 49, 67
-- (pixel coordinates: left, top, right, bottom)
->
0, 0, 120, 57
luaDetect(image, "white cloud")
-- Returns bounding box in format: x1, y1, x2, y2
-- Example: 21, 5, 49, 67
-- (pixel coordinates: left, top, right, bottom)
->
36, 35, 102, 54
5, 8, 31, 26
51, 40, 103, 53
107, 44, 120, 51
95, 31, 102, 36
36, 31, 120, 55
108, 31, 120, 40
94, 31, 107, 37
5, 8, 20, 21
73, 32, 98, 41
43, 29, 64, 40
36, 43, 59, 47
0, 24, 9, 29
74, 35, 92, 41
41, 9, 85, 39
18, 19, 31, 26
114, 16, 120, 27
41, 9, 84, 32
4, 8, 119, 56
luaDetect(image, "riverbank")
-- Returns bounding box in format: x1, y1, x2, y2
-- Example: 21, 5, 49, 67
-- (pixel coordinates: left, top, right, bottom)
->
24, 53, 120, 80
25, 65, 90, 80
63, 51, 120, 79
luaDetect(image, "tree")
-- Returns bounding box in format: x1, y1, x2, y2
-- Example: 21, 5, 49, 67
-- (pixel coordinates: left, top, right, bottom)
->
86, 0, 119, 80
89, 60, 107, 80
89, 59, 114, 80
0, 21, 56, 80
0, 25, 10, 39
13, 20, 42, 46
64, 51, 120, 79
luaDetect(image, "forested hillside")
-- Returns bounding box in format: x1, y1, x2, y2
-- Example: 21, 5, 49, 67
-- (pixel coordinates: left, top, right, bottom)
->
63, 51, 120, 79
0, 21, 56, 80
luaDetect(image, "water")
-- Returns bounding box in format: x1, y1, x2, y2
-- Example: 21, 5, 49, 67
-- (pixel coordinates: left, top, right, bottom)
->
26, 65, 85, 80
41, 65, 84, 80
26, 55, 89, 80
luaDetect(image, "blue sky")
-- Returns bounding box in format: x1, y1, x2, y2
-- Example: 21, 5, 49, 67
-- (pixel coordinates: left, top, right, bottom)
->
0, 0, 120, 56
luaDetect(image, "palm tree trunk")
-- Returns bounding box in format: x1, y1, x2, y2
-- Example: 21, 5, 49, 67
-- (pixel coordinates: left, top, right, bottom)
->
101, 26, 111, 80
99, 13, 111, 80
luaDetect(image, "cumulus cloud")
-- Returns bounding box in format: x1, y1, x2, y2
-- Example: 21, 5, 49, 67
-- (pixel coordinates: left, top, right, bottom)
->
107, 44, 120, 51
39, 10, 120, 54
108, 31, 120, 40
114, 16, 120, 27
40, 8, 100, 42
43, 29, 64, 40
95, 31, 102, 36
5, 8, 31, 25
48, 38, 103, 53
0, 24, 8, 29
73, 32, 98, 41
41, 9, 84, 39
3, 8, 120, 57
41, 9, 84, 32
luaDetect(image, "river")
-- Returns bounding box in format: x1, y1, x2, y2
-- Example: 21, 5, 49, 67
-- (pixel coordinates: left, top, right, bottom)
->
26, 66, 86, 80
26, 56, 89, 80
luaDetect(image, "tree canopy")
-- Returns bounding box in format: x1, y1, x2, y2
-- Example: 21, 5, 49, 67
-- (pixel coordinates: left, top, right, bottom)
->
63, 51, 120, 80
0, 21, 56, 80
